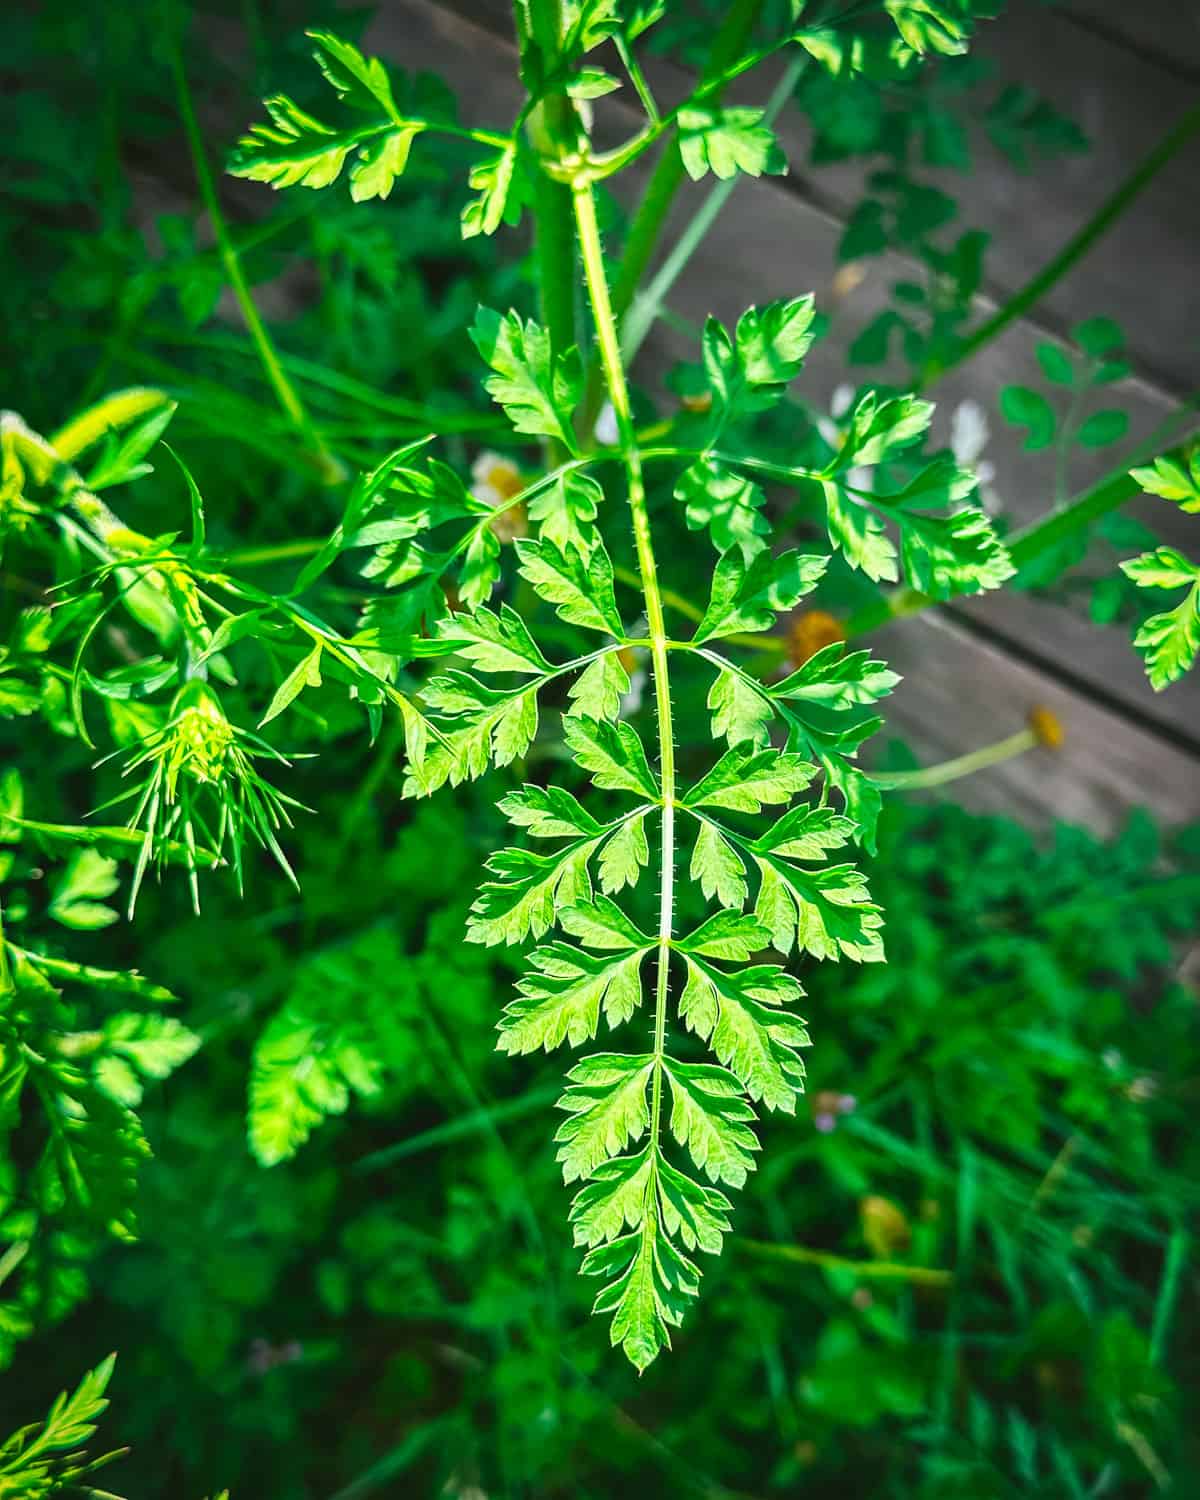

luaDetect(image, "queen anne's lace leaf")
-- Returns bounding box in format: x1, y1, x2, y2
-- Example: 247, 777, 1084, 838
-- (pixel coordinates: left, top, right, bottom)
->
694, 547, 828, 642
471, 307, 581, 451
563, 715, 659, 799
516, 535, 623, 634
555, 1053, 654, 1181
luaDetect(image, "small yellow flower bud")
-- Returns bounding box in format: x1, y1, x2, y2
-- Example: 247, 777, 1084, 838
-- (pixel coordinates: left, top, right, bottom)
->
1028, 705, 1064, 750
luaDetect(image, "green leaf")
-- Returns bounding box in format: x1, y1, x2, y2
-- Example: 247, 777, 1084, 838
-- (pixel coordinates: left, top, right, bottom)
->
1000, 384, 1056, 451
885, 0, 971, 54
694, 547, 828, 643
307, 30, 398, 114
664, 1059, 759, 1187
48, 850, 121, 931
563, 715, 659, 799
700, 297, 816, 432
689, 819, 748, 909
678, 911, 770, 960
823, 481, 899, 584
1120, 547, 1200, 592
470, 306, 580, 451
772, 642, 900, 709
707, 665, 774, 748
498, 943, 647, 1053
528, 469, 602, 551
1130, 454, 1200, 512
835, 391, 934, 469
678, 105, 786, 181
555, 1054, 653, 1182
1035, 342, 1076, 387
683, 744, 816, 812
569, 1147, 654, 1248
0, 766, 23, 841
515, 535, 623, 634
598, 812, 650, 894
561, 894, 653, 951
678, 956, 809, 1111
752, 804, 857, 860
1072, 315, 1124, 357
568, 651, 631, 722
468, 838, 599, 946
1125, 576, 1200, 690
260, 641, 323, 725
1075, 409, 1129, 449
583, 1212, 699, 1371
95, 1013, 200, 1106
498, 783, 602, 838
462, 141, 523, 239
753, 855, 885, 962
438, 603, 552, 674
894, 504, 1015, 598
675, 461, 769, 559
350, 126, 420, 202
230, 95, 356, 191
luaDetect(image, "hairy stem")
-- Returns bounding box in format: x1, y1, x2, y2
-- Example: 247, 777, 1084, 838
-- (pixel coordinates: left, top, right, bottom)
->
572, 180, 676, 1164
924, 101, 1200, 386
579, 0, 765, 432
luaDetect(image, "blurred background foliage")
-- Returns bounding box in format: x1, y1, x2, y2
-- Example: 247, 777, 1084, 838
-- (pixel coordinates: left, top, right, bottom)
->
1, 0, 1198, 1495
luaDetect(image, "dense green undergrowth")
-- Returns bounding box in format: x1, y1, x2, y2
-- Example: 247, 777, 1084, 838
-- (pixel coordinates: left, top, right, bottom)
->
2, 0, 1198, 1494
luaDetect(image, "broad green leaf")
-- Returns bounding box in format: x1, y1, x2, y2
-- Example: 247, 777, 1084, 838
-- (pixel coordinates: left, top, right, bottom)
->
694, 547, 828, 643
834, 391, 934, 469
560, 894, 653, 951
230, 95, 357, 191
350, 126, 421, 201
1035, 342, 1076, 387
437, 603, 552, 674
689, 819, 748, 909
499, 783, 602, 838
47, 849, 120, 931
892, 505, 1015, 598
563, 715, 659, 799
568, 651, 631, 722
528, 469, 603, 550
1133, 593, 1200, 688
307, 30, 398, 114
555, 1053, 653, 1181
752, 804, 856, 860
823, 481, 898, 583
499, 942, 647, 1052
1129, 454, 1200, 513
683, 745, 815, 812
772, 642, 900, 708
678, 911, 770, 960
885, 0, 971, 54
1075, 409, 1129, 449
462, 141, 522, 239
598, 811, 650, 894
700, 296, 816, 433
675, 461, 769, 559
664, 1059, 759, 1187
678, 105, 786, 181
1000, 384, 1056, 451
707, 665, 774, 748
467, 838, 599, 945
470, 306, 580, 450
753, 855, 885, 963
515, 535, 623, 634
678, 956, 809, 1111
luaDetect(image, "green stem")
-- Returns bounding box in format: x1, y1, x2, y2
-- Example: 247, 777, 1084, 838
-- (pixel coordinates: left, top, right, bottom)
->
869, 728, 1038, 790
524, 0, 579, 344
925, 102, 1200, 385
573, 179, 677, 1176
1150, 1227, 1190, 1365
579, 0, 765, 431
0, 896, 12, 997
740, 1238, 952, 1285
166, 12, 343, 482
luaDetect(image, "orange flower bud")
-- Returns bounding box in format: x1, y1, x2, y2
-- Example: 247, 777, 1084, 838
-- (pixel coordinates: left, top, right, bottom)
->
1028, 705, 1064, 750
788, 609, 845, 668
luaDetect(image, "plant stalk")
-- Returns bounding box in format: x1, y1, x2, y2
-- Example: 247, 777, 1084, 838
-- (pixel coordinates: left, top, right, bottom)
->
924, 101, 1200, 386
166, 15, 343, 482
572, 179, 676, 1168
579, 0, 765, 432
